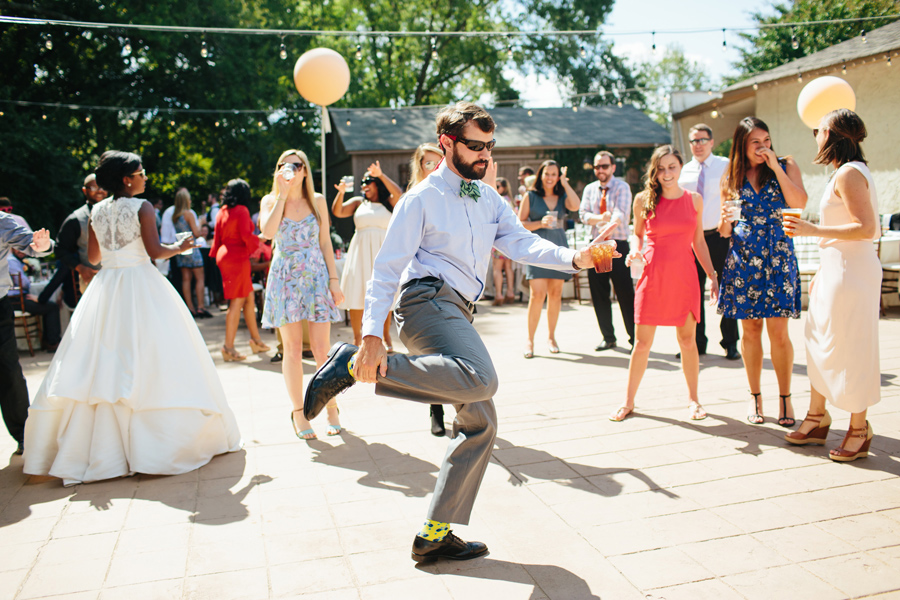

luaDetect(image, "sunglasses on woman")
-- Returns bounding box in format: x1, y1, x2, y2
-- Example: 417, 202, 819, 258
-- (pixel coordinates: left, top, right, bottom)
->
278, 162, 304, 170
445, 134, 496, 152
361, 177, 376, 185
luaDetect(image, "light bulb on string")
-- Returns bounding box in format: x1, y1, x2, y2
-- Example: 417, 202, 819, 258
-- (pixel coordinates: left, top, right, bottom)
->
791, 27, 799, 50
506, 36, 513, 59
527, 110, 533, 117
127, 118, 133, 125
355, 43, 362, 60
842, 61, 847, 74
169, 120, 175, 126
85, 115, 91, 122
215, 120, 220, 127
889, 54, 893, 67
430, 36, 438, 60
797, 71, 803, 82
572, 106, 578, 112
279, 36, 287, 60
711, 110, 719, 119
753, 82, 759, 90
201, 37, 209, 59
42, 114, 47, 120
257, 120, 263, 127
346, 118, 351, 126
861, 29, 867, 43
722, 29, 727, 52
580, 44, 587, 59
617, 100, 623, 107
651, 31, 656, 55
124, 37, 132, 55
44, 34, 53, 50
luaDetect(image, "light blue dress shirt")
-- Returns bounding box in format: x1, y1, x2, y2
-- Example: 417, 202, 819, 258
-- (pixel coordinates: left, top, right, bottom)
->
362, 161, 578, 337
0, 213, 53, 299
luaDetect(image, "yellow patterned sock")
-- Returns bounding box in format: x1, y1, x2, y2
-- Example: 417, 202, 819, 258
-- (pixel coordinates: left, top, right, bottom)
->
418, 519, 450, 542
347, 353, 358, 379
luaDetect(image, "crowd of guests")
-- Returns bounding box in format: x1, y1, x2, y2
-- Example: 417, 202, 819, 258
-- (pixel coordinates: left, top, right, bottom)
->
0, 105, 884, 486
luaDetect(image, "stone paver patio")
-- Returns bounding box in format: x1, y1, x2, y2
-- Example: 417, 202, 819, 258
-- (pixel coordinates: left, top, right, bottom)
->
3, 298, 900, 599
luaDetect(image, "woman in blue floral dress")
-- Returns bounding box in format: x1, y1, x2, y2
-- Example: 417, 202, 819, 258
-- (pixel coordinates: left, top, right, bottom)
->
260, 150, 344, 440
717, 118, 807, 428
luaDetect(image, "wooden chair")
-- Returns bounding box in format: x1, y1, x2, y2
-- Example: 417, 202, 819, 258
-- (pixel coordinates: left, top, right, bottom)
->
11, 272, 42, 356
876, 236, 900, 316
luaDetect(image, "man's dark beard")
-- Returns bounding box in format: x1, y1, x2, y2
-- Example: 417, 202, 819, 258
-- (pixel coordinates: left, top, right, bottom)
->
452, 152, 489, 181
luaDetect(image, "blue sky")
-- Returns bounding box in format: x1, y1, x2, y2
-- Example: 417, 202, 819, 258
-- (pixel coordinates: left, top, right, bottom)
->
511, 0, 773, 107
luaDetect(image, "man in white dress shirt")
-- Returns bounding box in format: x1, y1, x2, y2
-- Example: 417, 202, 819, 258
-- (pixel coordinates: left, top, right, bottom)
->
678, 124, 740, 360
303, 102, 611, 563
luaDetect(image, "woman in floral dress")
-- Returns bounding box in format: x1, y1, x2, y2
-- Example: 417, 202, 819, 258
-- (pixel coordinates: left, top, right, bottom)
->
717, 117, 807, 427
260, 150, 344, 440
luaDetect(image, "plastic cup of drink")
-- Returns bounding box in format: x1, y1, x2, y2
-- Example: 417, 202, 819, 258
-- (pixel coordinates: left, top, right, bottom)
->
589, 240, 617, 273
782, 208, 802, 237
280, 164, 295, 181
341, 175, 354, 193
546, 210, 558, 228
725, 199, 742, 222
175, 231, 194, 255
630, 253, 644, 279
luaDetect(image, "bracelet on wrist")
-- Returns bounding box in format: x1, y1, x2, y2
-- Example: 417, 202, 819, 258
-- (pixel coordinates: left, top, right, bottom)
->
329, 277, 339, 281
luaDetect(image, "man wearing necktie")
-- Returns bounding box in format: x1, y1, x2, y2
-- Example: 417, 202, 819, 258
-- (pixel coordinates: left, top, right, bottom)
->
678, 124, 740, 360
580, 150, 635, 352
304, 102, 615, 564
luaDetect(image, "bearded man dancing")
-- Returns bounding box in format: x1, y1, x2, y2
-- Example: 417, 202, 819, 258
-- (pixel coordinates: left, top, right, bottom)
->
305, 102, 614, 563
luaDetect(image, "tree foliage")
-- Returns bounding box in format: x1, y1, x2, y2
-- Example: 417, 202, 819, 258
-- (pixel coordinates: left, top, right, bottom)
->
633, 45, 713, 127
1, 0, 638, 232
733, 0, 900, 78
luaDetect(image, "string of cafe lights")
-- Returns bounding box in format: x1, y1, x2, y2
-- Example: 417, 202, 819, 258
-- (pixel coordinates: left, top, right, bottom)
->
1, 13, 896, 122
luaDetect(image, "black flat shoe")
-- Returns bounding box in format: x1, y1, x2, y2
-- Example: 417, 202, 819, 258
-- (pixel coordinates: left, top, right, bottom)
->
595, 340, 616, 351
270, 352, 283, 363
411, 532, 488, 563
725, 344, 741, 361
303, 342, 358, 421
430, 405, 446, 437
14, 442, 24, 456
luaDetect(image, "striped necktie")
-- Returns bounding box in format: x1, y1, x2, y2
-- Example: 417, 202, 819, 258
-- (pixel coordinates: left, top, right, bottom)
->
696, 162, 706, 200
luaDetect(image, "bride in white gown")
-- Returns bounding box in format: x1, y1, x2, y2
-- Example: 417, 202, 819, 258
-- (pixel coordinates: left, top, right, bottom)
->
24, 151, 242, 486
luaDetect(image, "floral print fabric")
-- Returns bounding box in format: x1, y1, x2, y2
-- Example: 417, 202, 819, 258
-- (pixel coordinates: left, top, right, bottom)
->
262, 213, 341, 328
717, 163, 801, 320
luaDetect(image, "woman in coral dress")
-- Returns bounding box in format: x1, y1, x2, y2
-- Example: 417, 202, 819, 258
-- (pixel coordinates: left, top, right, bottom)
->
24, 151, 242, 486
210, 178, 269, 362
331, 161, 401, 348
784, 109, 881, 462
610, 145, 717, 422
260, 150, 344, 440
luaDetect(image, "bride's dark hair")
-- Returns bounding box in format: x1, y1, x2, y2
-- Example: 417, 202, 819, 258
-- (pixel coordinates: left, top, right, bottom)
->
223, 179, 251, 208
95, 150, 142, 197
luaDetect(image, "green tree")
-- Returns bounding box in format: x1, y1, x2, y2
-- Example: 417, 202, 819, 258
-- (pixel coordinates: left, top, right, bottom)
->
633, 45, 713, 127
733, 0, 900, 78
0, 0, 638, 232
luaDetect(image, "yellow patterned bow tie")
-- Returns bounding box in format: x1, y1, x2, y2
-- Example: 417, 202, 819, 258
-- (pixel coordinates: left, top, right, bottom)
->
460, 180, 481, 201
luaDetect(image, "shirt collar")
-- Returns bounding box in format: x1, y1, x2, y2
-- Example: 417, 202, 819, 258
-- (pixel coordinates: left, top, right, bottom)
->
436, 159, 468, 194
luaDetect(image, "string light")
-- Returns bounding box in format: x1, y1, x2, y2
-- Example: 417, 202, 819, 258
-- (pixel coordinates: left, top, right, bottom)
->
791, 26, 799, 50
711, 109, 719, 118
651, 31, 656, 54
861, 29, 867, 42
572, 106, 578, 112
580, 43, 586, 58
346, 118, 351, 126
200, 37, 209, 58
527, 110, 533, 117
842, 61, 847, 74
889, 53, 893, 67
42, 114, 47, 120
506, 35, 513, 59
257, 120, 263, 127
279, 36, 287, 60
797, 71, 803, 82
753, 82, 759, 90
85, 115, 91, 122
123, 37, 132, 55
44, 34, 52, 50
355, 43, 362, 60
430, 36, 438, 60
391, 113, 397, 124
169, 120, 175, 126
215, 120, 220, 126
722, 28, 727, 52
617, 100, 623, 107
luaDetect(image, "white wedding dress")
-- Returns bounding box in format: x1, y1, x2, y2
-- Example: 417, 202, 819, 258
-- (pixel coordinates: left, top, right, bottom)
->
24, 197, 242, 486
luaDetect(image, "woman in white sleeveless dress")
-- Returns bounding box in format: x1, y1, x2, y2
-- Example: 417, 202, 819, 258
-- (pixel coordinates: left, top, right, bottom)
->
331, 161, 401, 347
783, 110, 880, 462
24, 151, 242, 486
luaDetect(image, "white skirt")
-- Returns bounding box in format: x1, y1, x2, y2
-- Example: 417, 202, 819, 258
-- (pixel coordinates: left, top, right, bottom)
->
805, 242, 882, 413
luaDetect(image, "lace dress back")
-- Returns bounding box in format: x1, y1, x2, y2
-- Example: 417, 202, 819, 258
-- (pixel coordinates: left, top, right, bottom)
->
90, 197, 149, 268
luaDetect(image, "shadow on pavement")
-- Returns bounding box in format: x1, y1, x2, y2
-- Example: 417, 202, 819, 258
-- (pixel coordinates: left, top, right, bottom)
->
309, 432, 438, 497
492, 438, 676, 498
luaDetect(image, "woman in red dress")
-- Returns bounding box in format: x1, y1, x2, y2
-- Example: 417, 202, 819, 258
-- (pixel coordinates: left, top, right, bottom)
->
210, 179, 270, 361
610, 145, 717, 422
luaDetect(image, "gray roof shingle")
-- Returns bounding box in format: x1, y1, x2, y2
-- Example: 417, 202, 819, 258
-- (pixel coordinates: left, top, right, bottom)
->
329, 105, 670, 153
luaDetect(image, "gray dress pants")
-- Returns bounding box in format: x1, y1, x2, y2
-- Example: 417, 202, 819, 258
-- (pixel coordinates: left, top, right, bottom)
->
375, 278, 498, 525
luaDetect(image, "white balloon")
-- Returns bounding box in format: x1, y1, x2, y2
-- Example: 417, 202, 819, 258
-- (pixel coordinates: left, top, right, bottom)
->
293, 48, 350, 107
796, 76, 856, 129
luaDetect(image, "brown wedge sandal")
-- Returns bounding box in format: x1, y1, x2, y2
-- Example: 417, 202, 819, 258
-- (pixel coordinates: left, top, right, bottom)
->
829, 421, 873, 462
784, 411, 831, 445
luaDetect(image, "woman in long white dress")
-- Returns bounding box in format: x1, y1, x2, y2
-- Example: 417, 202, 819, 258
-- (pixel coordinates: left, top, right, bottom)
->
783, 109, 880, 462
331, 161, 401, 348
24, 151, 242, 486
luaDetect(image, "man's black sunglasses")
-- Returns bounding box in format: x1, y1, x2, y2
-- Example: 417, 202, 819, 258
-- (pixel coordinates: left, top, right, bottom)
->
445, 134, 496, 152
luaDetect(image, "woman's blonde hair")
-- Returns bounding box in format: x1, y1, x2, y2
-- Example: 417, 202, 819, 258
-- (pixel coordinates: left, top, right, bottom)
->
270, 149, 319, 222
407, 143, 443, 190
172, 187, 191, 224
640, 145, 683, 220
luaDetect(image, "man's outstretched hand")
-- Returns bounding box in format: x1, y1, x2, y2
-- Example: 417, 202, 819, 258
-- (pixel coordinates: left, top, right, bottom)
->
354, 335, 388, 383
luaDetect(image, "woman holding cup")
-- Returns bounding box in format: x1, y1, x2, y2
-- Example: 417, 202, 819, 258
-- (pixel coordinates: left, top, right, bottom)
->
260, 150, 344, 440
783, 109, 880, 461
717, 117, 807, 427
518, 160, 581, 358
331, 161, 402, 349
610, 145, 717, 422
